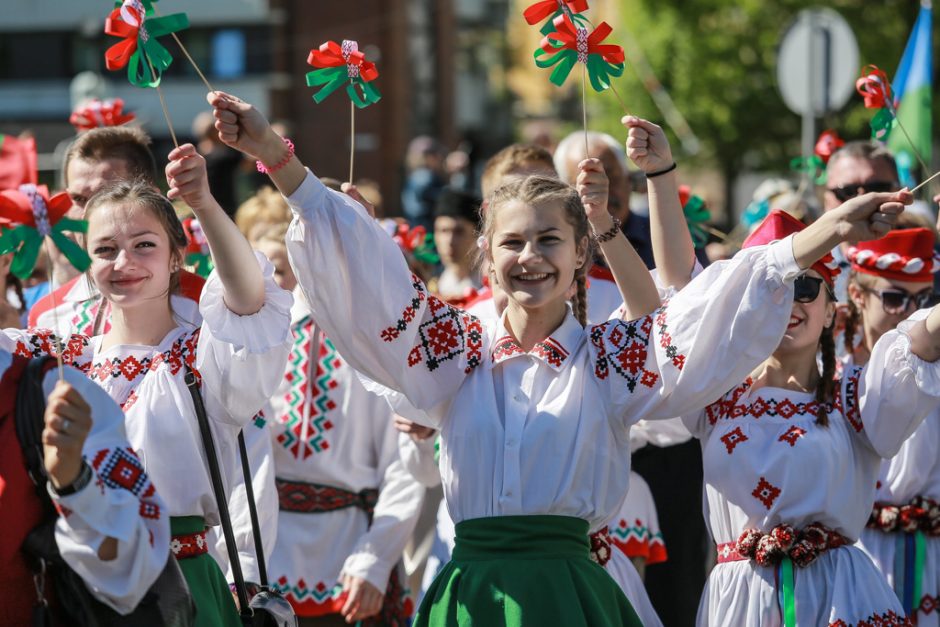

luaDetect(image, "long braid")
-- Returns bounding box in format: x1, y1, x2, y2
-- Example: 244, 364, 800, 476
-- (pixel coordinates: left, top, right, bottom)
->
815, 324, 836, 427
574, 274, 588, 326
843, 300, 861, 356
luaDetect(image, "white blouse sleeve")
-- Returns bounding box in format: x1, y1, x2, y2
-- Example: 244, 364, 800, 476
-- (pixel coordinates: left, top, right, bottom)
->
591, 237, 802, 425
196, 251, 293, 427
285, 171, 480, 414
851, 308, 940, 458
398, 432, 442, 488
45, 365, 170, 614
1, 327, 91, 365
342, 419, 425, 591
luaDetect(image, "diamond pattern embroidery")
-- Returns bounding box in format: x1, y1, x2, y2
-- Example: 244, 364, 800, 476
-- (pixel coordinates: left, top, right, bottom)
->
720, 427, 748, 454
752, 476, 781, 510
405, 297, 482, 373
778, 425, 807, 447
590, 314, 659, 392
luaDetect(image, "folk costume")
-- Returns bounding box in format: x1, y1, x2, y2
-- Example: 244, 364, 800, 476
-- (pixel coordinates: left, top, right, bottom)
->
3, 252, 292, 626
685, 213, 939, 626
283, 170, 809, 626
268, 287, 424, 623
847, 229, 940, 625
0, 350, 170, 624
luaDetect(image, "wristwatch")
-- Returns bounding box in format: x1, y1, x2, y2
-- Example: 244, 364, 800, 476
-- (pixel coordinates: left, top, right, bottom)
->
51, 461, 93, 497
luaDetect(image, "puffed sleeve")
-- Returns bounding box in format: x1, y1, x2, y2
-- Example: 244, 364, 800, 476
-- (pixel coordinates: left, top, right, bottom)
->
285, 171, 482, 415
341, 415, 425, 592
591, 237, 802, 425
196, 251, 293, 427
1, 327, 91, 366
851, 308, 940, 458
398, 432, 442, 488
44, 365, 170, 614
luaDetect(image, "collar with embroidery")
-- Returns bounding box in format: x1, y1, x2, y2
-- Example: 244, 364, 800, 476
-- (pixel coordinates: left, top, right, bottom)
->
489, 311, 583, 372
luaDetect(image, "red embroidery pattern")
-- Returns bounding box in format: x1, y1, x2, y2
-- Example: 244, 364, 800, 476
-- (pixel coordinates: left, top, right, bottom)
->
170, 529, 208, 559
121, 390, 139, 412
589, 528, 613, 566
829, 611, 910, 626
91, 447, 161, 521
492, 336, 525, 363
403, 296, 482, 373
86, 330, 200, 383
14, 329, 90, 368
778, 425, 807, 447
720, 427, 748, 454
275, 478, 379, 515
380, 274, 427, 343
655, 305, 685, 370
844, 366, 863, 432
591, 314, 659, 392
706, 378, 753, 425
752, 476, 781, 510
918, 594, 939, 616
492, 336, 570, 369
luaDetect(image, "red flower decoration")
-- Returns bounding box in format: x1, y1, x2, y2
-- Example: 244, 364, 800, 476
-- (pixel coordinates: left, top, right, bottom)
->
70, 98, 136, 132
523, 0, 589, 26
814, 130, 844, 165
855, 65, 893, 110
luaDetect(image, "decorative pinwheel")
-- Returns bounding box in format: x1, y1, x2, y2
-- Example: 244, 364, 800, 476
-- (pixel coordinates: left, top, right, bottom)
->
855, 65, 896, 141
524, 0, 589, 35
182, 217, 213, 278
0, 184, 89, 279
306, 40, 381, 108
69, 98, 136, 132
104, 0, 189, 88
813, 129, 844, 165
388, 222, 440, 265
535, 15, 625, 92
678, 185, 712, 248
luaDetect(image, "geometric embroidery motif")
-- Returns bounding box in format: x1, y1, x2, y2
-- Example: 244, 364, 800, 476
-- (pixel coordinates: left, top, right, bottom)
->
380, 273, 427, 343
491, 336, 570, 369
278, 317, 338, 460
86, 330, 200, 384
655, 304, 685, 370
844, 366, 864, 433
778, 425, 807, 447
752, 476, 781, 510
89, 447, 161, 522
590, 313, 659, 392
405, 296, 482, 373
13, 329, 90, 367
720, 427, 748, 454
828, 610, 909, 626
272, 576, 343, 606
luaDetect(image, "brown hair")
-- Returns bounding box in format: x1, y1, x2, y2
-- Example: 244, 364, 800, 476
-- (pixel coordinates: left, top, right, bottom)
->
481, 144, 557, 200
815, 318, 836, 427
83, 180, 187, 299
481, 175, 594, 326
63, 126, 158, 186
235, 186, 292, 244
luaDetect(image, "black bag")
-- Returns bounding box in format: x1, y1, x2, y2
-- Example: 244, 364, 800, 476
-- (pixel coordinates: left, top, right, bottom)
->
184, 367, 297, 627
15, 356, 196, 627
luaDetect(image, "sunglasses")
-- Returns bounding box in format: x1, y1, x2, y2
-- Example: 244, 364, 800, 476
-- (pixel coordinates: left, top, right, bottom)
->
860, 286, 933, 315
793, 275, 831, 303
826, 181, 897, 202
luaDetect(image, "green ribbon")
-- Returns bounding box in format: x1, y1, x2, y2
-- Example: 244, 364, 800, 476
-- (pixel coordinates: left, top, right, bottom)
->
682, 194, 711, 247
790, 155, 827, 185
870, 107, 895, 141
185, 252, 214, 278
533, 47, 624, 92
0, 218, 90, 280
413, 233, 440, 266
779, 557, 796, 627
913, 530, 926, 616
128, 13, 190, 88
305, 67, 382, 108
537, 10, 588, 35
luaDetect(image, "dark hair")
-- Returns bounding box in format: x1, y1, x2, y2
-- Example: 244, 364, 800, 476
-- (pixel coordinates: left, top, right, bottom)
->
815, 321, 836, 427
480, 175, 594, 326
63, 126, 158, 186
435, 187, 482, 225
83, 180, 187, 299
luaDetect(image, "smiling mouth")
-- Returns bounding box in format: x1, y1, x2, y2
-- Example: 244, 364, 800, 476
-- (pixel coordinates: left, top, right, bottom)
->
111, 277, 145, 286
787, 316, 803, 329
513, 272, 553, 282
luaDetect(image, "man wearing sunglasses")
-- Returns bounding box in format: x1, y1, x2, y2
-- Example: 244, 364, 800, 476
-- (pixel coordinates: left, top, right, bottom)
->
824, 141, 901, 302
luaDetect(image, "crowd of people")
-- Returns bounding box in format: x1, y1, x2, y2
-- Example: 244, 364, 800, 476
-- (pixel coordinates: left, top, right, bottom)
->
1, 85, 939, 627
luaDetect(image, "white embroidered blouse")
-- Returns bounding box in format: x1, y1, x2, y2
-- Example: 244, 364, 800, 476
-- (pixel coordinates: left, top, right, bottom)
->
285, 170, 804, 530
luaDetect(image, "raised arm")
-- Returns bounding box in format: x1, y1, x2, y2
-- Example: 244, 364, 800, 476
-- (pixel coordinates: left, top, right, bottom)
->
624, 116, 695, 291
577, 158, 660, 320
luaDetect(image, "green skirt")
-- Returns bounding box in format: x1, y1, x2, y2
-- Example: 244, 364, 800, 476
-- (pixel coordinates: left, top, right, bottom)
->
415, 515, 642, 627
171, 516, 241, 627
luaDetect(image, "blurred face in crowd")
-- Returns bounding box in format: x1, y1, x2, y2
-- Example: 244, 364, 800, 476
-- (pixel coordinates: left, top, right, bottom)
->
560, 142, 631, 224
824, 156, 899, 212
849, 273, 932, 347
66, 157, 132, 217
434, 215, 476, 269
255, 239, 297, 292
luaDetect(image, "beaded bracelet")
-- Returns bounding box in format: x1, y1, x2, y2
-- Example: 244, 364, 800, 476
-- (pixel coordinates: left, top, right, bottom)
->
256, 137, 295, 174
592, 216, 622, 244
645, 162, 677, 178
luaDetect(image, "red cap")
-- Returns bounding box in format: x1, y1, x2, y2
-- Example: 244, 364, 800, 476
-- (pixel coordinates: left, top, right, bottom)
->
743, 210, 841, 286
847, 228, 939, 283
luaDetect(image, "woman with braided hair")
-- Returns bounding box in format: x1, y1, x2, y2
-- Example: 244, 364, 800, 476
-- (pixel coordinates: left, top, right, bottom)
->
843, 229, 940, 625
683, 213, 940, 626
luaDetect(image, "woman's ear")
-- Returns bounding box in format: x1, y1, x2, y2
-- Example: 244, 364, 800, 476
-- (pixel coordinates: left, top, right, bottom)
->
847, 281, 865, 310
824, 298, 837, 328
576, 235, 589, 269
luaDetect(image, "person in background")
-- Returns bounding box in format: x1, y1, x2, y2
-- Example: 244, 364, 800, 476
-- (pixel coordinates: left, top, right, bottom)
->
401, 137, 448, 230
429, 188, 482, 304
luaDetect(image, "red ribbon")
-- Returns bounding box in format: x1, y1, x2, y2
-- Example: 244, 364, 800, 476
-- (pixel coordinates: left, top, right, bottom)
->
0, 185, 71, 229
307, 40, 379, 82
69, 98, 136, 131
855, 65, 893, 110
523, 0, 589, 25
539, 15, 624, 66
814, 129, 844, 164
104, 5, 142, 71
392, 223, 426, 254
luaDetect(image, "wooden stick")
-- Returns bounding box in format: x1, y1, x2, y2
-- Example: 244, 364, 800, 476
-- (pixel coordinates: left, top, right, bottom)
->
608, 81, 630, 115
581, 64, 589, 159
150, 3, 215, 93
349, 100, 355, 184
145, 55, 179, 148
910, 169, 940, 194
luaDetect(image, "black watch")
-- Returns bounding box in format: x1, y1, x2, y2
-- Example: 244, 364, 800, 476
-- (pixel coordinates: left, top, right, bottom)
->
51, 461, 93, 497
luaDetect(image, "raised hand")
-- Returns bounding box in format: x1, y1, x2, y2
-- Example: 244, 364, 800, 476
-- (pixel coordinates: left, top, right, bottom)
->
341, 183, 377, 218
831, 190, 911, 243
206, 91, 281, 164
623, 116, 674, 174
43, 381, 93, 490
166, 144, 217, 212
576, 158, 610, 226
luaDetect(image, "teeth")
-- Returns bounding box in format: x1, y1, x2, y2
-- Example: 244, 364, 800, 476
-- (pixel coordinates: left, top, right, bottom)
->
789, 316, 800, 324
517, 273, 549, 281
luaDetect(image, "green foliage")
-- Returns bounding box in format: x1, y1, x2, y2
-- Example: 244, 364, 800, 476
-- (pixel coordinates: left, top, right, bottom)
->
592, 0, 924, 176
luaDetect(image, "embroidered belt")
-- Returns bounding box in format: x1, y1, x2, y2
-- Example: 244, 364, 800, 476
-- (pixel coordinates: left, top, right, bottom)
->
276, 478, 379, 515
868, 496, 940, 536
716, 522, 849, 568
170, 529, 209, 559
589, 528, 613, 566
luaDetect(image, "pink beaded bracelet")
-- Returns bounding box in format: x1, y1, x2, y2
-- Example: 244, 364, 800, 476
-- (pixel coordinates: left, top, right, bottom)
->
256, 137, 294, 174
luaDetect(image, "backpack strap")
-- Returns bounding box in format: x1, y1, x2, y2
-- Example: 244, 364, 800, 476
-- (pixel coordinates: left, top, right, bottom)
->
13, 356, 58, 510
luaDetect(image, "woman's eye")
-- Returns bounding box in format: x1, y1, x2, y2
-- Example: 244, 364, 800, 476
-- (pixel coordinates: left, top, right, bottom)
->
500, 239, 523, 248
93, 247, 114, 256
136, 241, 156, 249
541, 236, 561, 244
